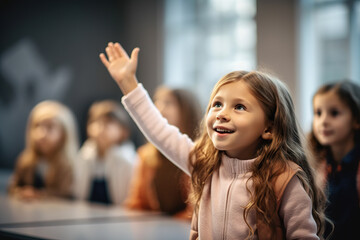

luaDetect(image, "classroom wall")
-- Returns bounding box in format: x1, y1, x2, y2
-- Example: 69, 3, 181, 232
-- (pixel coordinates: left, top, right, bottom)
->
257, 0, 299, 116
0, 0, 164, 169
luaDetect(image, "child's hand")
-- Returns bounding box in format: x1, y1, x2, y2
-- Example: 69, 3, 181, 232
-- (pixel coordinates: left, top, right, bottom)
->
13, 186, 42, 202
100, 42, 140, 95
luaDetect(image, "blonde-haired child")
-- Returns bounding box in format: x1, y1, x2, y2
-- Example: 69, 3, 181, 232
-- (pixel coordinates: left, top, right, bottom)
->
99, 42, 327, 239
8, 101, 79, 200
74, 100, 136, 205
309, 81, 360, 239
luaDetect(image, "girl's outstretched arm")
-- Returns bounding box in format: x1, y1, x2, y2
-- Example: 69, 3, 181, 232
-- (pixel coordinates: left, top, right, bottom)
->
99, 42, 194, 176
99, 42, 140, 95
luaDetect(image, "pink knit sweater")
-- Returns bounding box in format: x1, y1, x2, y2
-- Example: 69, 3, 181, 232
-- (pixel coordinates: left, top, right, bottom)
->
122, 84, 319, 240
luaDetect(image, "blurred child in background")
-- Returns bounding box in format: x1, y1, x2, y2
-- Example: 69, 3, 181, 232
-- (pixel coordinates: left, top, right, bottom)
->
74, 100, 136, 205
125, 86, 201, 219
8, 101, 79, 200
309, 81, 360, 239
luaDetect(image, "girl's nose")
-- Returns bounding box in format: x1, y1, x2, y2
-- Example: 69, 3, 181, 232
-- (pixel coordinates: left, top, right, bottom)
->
216, 110, 230, 122
321, 113, 329, 123
320, 113, 329, 125
34, 127, 47, 140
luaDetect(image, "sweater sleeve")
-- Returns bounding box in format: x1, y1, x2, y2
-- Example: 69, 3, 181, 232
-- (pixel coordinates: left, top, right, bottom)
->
279, 176, 319, 240
121, 84, 194, 176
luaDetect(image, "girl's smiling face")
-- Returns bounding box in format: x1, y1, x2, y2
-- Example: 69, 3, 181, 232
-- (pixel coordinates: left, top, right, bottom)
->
206, 80, 271, 159
313, 90, 356, 152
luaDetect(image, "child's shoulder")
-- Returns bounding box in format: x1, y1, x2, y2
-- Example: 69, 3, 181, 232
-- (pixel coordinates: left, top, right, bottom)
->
273, 161, 302, 202
78, 139, 97, 161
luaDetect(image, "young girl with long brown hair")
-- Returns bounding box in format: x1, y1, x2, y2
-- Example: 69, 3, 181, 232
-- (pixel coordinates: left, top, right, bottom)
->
8, 101, 79, 200
99, 42, 327, 239
309, 81, 360, 239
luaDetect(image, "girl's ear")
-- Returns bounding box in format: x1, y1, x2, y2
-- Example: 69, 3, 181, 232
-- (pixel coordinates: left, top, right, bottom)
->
262, 125, 273, 140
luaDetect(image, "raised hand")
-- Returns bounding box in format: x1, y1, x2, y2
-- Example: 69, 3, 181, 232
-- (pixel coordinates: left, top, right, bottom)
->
100, 42, 140, 95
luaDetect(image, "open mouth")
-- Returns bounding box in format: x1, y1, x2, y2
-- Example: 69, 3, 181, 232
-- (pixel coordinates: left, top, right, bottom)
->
214, 128, 234, 134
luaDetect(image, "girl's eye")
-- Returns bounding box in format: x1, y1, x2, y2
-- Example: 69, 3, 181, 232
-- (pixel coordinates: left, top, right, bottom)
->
315, 109, 321, 116
213, 101, 222, 108
235, 104, 245, 111
330, 109, 339, 117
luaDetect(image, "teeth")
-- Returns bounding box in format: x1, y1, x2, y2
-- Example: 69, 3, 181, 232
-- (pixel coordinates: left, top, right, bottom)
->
215, 128, 233, 133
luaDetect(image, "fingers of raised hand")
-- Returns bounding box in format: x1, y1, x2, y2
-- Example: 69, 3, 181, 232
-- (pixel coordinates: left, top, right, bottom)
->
99, 53, 110, 68
114, 42, 129, 59
99, 42, 132, 69
130, 47, 140, 65
106, 42, 117, 61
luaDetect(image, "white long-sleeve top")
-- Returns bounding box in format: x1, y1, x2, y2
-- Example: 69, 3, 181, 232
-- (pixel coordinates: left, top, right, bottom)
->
122, 84, 319, 240
74, 139, 136, 204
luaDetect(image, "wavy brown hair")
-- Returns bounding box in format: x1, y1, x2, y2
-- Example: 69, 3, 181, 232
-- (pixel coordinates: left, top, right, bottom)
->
189, 71, 327, 239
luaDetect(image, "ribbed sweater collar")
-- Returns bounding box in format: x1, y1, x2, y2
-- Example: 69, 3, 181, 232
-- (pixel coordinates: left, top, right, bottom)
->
221, 153, 257, 175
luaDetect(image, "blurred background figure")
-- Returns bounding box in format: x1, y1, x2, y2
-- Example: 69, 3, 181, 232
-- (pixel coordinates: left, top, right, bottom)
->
8, 101, 79, 200
74, 100, 136, 205
309, 81, 360, 239
125, 86, 202, 219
